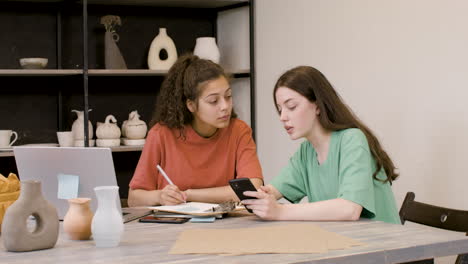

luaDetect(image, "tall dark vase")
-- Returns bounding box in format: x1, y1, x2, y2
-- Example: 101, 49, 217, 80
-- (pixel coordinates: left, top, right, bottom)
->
105, 31, 127, 69
1, 180, 59, 252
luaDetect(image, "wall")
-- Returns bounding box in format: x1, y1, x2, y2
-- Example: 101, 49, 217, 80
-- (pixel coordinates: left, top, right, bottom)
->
218, 7, 251, 126
256, 2, 468, 261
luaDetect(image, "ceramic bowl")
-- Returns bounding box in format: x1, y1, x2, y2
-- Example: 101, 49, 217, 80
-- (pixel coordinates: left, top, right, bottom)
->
19, 58, 48, 69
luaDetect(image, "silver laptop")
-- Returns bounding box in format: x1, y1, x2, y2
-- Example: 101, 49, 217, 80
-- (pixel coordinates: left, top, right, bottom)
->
13, 147, 122, 220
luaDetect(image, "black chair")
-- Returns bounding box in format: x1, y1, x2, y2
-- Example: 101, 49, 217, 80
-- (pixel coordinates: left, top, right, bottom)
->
399, 192, 468, 264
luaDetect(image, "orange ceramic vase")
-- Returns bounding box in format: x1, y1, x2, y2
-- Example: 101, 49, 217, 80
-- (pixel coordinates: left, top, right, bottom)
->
63, 198, 93, 240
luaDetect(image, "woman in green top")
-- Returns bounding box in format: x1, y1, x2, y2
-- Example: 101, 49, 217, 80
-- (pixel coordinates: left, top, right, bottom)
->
243, 66, 401, 224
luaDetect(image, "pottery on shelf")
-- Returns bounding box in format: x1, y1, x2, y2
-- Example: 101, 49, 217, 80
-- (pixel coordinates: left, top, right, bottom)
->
96, 139, 120, 147
122, 110, 147, 140
74, 139, 95, 147
91, 186, 124, 248
1, 180, 59, 252
63, 198, 93, 240
193, 37, 220, 64
96, 115, 120, 147
96, 115, 121, 139
71, 109, 94, 141
147, 28, 178, 70
101, 15, 127, 69
122, 138, 146, 146
19, 58, 48, 69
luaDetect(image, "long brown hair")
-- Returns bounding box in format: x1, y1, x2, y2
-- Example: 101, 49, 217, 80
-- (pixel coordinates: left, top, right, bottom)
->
150, 54, 236, 136
274, 66, 398, 183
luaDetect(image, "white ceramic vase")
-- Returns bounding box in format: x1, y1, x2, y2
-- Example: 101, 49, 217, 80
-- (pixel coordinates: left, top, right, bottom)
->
147, 28, 178, 70
193, 37, 220, 63
71, 109, 93, 140
91, 186, 123, 248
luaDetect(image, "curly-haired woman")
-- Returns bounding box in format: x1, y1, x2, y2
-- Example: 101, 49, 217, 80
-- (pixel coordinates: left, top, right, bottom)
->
128, 54, 263, 206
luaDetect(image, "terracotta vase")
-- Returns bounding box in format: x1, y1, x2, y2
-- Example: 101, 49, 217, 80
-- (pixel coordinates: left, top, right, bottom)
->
1, 180, 59, 252
63, 198, 93, 240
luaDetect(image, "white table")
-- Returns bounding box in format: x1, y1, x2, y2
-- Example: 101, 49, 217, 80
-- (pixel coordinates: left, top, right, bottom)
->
1, 215, 468, 263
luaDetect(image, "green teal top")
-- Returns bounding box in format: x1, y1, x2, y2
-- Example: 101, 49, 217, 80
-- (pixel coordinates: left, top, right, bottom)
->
271, 128, 400, 224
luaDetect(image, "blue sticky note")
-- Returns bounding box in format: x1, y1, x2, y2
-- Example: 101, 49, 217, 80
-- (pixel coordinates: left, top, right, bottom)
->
189, 217, 216, 223
57, 174, 79, 199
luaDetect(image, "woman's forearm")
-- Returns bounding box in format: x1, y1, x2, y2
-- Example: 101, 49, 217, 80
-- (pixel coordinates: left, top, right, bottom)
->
128, 188, 161, 207
276, 198, 362, 221
186, 178, 264, 203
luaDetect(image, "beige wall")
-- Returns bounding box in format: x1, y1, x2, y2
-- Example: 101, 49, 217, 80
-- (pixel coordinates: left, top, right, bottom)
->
256, 0, 468, 222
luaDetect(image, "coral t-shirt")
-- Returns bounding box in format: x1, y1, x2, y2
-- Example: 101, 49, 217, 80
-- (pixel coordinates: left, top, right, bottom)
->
129, 118, 263, 191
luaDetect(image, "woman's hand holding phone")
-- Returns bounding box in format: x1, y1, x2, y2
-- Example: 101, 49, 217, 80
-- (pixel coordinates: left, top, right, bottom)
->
242, 185, 284, 220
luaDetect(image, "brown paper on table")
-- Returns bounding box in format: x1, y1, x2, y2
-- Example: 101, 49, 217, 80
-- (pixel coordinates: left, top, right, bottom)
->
170, 223, 364, 255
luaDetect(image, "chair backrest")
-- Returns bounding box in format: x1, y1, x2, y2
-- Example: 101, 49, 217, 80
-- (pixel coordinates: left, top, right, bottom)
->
399, 192, 468, 234
399, 192, 468, 264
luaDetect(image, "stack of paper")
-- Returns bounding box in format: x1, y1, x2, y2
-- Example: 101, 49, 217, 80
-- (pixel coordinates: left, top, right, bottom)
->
149, 202, 224, 216
149, 202, 240, 223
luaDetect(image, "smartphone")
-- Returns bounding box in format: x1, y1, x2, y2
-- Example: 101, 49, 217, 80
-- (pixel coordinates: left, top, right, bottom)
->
229, 178, 258, 213
138, 216, 189, 224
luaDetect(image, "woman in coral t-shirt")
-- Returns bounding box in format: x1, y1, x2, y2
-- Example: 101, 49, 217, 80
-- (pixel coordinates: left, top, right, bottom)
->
128, 54, 263, 206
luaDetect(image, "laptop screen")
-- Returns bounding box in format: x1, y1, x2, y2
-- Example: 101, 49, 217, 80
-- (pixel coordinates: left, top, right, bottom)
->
13, 146, 122, 220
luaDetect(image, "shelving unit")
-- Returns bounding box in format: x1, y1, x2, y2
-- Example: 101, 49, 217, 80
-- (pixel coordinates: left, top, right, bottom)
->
0, 0, 255, 198
0, 68, 249, 76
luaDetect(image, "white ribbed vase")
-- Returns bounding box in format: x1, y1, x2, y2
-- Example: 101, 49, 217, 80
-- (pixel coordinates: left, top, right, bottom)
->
193, 37, 220, 63
91, 186, 123, 247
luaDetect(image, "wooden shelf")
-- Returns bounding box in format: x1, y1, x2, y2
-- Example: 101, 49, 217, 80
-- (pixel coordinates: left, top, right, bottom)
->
89, 0, 248, 8
88, 69, 166, 76
0, 69, 82, 76
0, 151, 13, 157
110, 145, 144, 152
88, 69, 250, 77
7, 0, 249, 8
0, 69, 250, 77
0, 145, 143, 158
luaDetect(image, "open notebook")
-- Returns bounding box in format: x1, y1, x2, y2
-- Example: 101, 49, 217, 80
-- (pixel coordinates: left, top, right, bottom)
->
148, 202, 245, 217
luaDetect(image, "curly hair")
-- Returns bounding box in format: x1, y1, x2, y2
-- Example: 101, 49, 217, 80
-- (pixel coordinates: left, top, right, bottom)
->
150, 54, 236, 136
273, 66, 399, 184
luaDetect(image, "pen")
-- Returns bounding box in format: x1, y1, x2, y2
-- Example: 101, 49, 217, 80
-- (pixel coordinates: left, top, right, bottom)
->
156, 164, 175, 185
156, 164, 186, 203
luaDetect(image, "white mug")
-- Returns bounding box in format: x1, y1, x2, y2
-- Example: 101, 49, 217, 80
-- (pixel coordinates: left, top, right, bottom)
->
57, 131, 74, 147
0, 130, 18, 148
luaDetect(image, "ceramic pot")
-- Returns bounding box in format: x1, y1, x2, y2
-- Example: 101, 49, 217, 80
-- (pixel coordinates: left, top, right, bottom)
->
193, 37, 220, 63
91, 186, 124, 247
122, 111, 147, 139
96, 115, 121, 139
147, 28, 178, 70
1, 180, 59, 252
63, 198, 93, 240
71, 109, 94, 140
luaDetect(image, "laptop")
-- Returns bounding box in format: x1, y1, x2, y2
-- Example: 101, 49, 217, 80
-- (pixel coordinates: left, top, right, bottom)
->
13, 147, 125, 221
